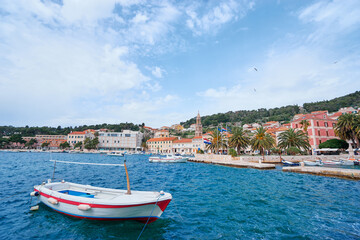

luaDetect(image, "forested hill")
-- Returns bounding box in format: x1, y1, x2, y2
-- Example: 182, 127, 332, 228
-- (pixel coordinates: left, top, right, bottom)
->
0, 123, 142, 137
303, 91, 360, 113
181, 90, 360, 128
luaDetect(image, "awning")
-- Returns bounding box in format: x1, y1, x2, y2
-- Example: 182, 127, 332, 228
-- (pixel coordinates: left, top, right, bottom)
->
315, 148, 339, 151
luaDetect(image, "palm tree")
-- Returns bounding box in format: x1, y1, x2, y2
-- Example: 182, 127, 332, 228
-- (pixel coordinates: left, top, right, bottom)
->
300, 119, 310, 135
278, 129, 311, 152
228, 127, 250, 155
206, 130, 227, 154
250, 126, 275, 163
334, 113, 360, 157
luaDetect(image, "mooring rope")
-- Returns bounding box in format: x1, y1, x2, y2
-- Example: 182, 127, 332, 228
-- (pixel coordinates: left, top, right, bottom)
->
49, 160, 124, 166
0, 191, 28, 201
136, 194, 162, 240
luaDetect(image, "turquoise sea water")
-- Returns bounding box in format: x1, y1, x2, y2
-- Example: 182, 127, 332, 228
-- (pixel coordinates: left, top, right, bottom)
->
0, 152, 359, 240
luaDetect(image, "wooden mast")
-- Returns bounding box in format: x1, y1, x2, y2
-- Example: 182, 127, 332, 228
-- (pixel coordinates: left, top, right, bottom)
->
124, 159, 131, 195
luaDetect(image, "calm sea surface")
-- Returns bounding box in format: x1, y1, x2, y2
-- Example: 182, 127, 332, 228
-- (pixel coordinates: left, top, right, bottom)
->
0, 152, 359, 240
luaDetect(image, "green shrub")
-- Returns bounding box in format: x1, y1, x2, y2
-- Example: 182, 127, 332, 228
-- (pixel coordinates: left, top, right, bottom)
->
287, 147, 301, 155
319, 139, 349, 149
228, 148, 237, 157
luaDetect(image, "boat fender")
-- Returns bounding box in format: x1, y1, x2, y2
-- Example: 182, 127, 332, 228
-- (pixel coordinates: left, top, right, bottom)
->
78, 204, 91, 211
47, 179, 51, 183
30, 191, 40, 197
61, 180, 65, 183
160, 190, 164, 196
48, 197, 58, 205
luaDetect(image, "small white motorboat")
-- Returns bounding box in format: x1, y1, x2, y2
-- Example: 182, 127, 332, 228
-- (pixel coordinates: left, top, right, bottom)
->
31, 160, 172, 223
107, 152, 124, 157
303, 160, 323, 166
149, 154, 187, 163
322, 160, 342, 165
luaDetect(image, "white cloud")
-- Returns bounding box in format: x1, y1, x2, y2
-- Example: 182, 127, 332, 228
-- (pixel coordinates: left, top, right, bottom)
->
299, 0, 360, 41
185, 0, 255, 35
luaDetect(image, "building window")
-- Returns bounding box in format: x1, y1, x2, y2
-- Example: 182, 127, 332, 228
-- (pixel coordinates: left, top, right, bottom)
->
318, 130, 320, 136
332, 123, 336, 127
324, 122, 328, 127
317, 122, 319, 127
319, 140, 322, 144
296, 124, 298, 128
326, 131, 329, 137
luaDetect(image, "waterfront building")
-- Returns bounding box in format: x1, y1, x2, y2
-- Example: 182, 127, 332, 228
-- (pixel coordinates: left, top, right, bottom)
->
291, 111, 338, 152
36, 135, 67, 149
173, 138, 192, 154
147, 137, 177, 154
191, 136, 206, 153
67, 130, 95, 147
195, 112, 203, 137
98, 130, 143, 152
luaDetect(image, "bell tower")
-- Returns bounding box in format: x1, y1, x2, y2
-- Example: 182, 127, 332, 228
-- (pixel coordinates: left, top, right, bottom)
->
195, 111, 203, 137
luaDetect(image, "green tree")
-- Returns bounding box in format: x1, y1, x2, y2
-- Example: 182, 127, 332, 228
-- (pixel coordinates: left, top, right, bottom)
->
250, 126, 275, 162
59, 141, 70, 149
334, 113, 360, 149
41, 142, 50, 149
278, 129, 311, 152
228, 127, 250, 155
25, 138, 37, 148
0, 138, 10, 148
74, 142, 83, 149
9, 134, 26, 144
319, 139, 349, 149
300, 119, 310, 134
206, 130, 227, 154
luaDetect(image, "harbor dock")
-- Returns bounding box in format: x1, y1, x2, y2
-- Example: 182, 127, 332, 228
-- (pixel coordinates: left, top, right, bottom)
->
189, 156, 276, 169
190, 154, 360, 180
282, 166, 360, 180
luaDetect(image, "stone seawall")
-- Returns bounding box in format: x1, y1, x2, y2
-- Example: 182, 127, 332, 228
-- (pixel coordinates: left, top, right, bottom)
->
193, 154, 349, 163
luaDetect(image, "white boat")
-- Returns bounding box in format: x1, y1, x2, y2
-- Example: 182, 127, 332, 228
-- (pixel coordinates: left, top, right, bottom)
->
149, 154, 187, 163
32, 181, 171, 223
303, 160, 323, 166
322, 160, 342, 165
107, 152, 124, 157
31, 160, 172, 223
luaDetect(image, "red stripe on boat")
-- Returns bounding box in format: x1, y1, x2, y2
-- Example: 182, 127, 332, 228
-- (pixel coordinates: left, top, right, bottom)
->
35, 189, 171, 209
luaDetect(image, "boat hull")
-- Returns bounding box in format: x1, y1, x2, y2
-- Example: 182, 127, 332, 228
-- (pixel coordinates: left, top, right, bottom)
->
149, 158, 187, 163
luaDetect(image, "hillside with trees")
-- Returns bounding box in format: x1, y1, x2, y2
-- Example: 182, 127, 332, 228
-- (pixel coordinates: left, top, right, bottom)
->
181, 91, 360, 128
0, 123, 142, 137
303, 91, 360, 113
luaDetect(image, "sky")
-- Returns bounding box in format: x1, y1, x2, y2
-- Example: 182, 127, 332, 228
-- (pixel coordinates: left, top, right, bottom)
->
0, 0, 360, 128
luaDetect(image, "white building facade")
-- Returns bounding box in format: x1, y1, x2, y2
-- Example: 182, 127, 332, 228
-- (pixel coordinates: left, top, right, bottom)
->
98, 130, 143, 152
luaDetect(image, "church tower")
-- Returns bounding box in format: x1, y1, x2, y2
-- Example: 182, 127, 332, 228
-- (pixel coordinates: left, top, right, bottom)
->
195, 111, 203, 137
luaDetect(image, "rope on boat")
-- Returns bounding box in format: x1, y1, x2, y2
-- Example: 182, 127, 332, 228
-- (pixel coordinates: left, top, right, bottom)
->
136, 195, 161, 240
49, 160, 124, 166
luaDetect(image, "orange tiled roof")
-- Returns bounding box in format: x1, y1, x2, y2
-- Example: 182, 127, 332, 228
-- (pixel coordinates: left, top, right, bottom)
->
192, 136, 203, 139
69, 131, 85, 135
147, 137, 177, 142
173, 138, 192, 143
292, 114, 337, 122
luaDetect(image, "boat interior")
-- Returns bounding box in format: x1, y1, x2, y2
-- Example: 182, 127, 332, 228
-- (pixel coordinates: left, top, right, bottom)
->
46, 182, 125, 200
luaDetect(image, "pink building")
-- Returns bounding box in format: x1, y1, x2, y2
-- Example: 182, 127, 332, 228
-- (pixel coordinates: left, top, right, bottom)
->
291, 111, 338, 152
